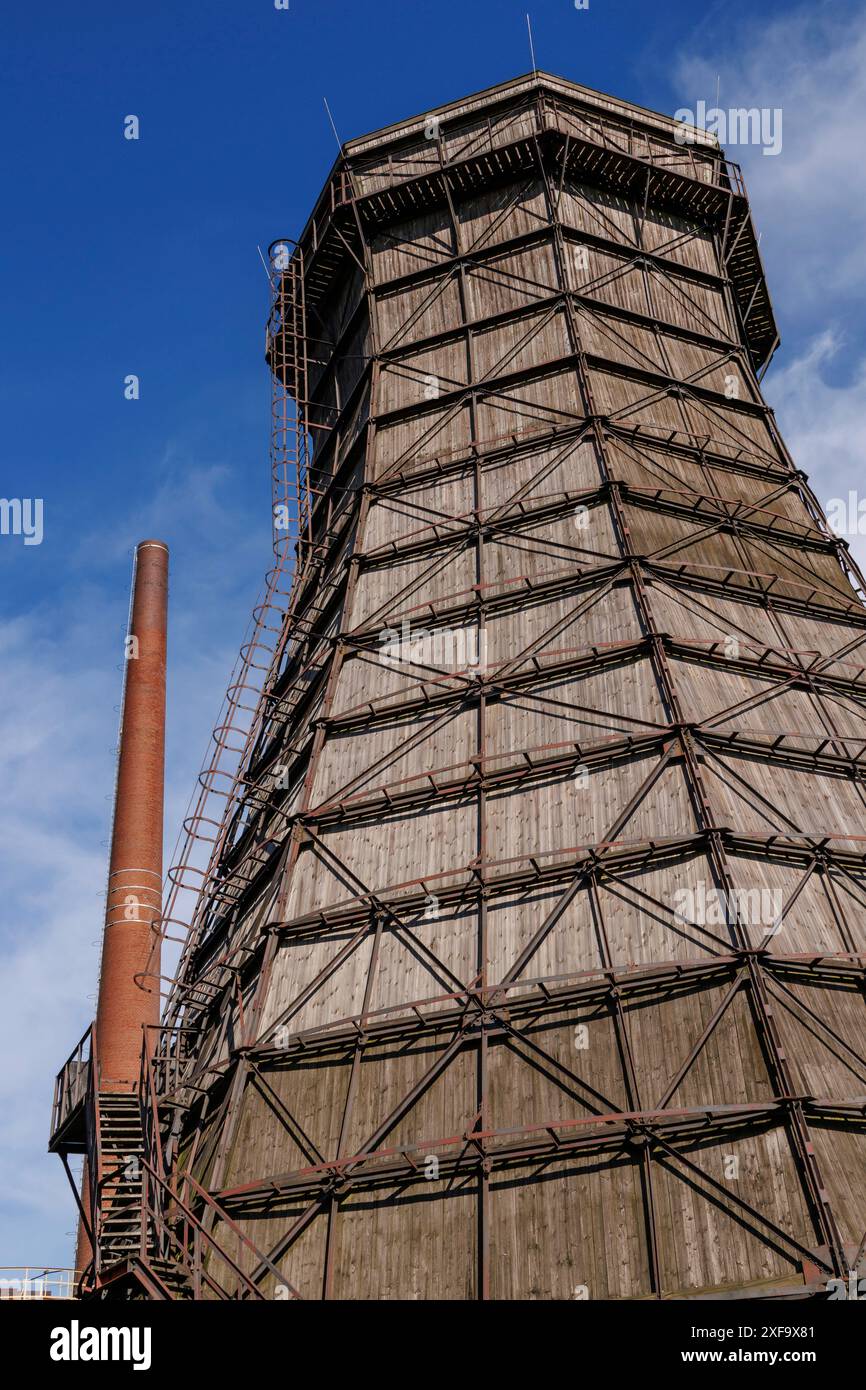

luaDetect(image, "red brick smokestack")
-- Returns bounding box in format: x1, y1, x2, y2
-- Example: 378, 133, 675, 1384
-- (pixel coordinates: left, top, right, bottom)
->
76, 540, 168, 1274
96, 539, 169, 1085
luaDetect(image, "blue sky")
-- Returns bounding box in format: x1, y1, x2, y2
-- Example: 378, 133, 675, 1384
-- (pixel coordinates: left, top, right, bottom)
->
2, 0, 865, 1268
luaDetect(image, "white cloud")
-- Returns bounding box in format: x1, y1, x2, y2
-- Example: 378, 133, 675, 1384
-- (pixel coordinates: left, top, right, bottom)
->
673, 4, 866, 586
674, 4, 866, 317
764, 331, 866, 578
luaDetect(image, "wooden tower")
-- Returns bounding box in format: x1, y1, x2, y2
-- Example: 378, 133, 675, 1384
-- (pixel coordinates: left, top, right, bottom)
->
59, 73, 866, 1301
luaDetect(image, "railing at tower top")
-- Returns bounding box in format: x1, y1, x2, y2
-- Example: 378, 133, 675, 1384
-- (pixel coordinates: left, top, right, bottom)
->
0, 1268, 82, 1300
301, 89, 746, 241
50, 1023, 93, 1150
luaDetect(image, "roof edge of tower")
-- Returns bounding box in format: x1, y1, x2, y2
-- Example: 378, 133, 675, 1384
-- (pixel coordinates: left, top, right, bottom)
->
344, 70, 720, 158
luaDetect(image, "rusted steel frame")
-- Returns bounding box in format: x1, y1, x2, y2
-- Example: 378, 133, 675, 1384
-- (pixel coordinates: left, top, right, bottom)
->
51, 1022, 93, 1146
307, 694, 477, 815
466, 215, 492, 1298
481, 571, 622, 684
751, 534, 857, 607
822, 856, 866, 956
177, 89, 845, 1289
577, 293, 744, 378
580, 247, 852, 1282
818, 683, 866, 744
358, 472, 834, 581
346, 528, 476, 636
638, 1144, 663, 1297
651, 561, 859, 624
482, 425, 600, 527
254, 953, 738, 1054
563, 216, 731, 300
809, 628, 866, 679
685, 470, 804, 541
702, 823, 850, 1271
60, 1152, 95, 1249
741, 273, 767, 328
241, 1029, 476, 1282
174, 1172, 295, 1300
631, 492, 835, 561
655, 969, 749, 1109
320, 1194, 338, 1301
575, 279, 739, 355
764, 974, 866, 1073
191, 1055, 251, 1247
270, 832, 712, 939
343, 1030, 469, 1176
586, 871, 643, 1108
604, 417, 790, 486
302, 732, 669, 830
252, 204, 469, 1057
697, 727, 866, 782
767, 954, 866, 987
650, 1134, 836, 1275
720, 188, 735, 263
554, 125, 731, 214
597, 362, 776, 437
493, 745, 679, 995
340, 921, 385, 1153
126, 1257, 175, 1302
813, 867, 859, 958
638, 259, 734, 344
302, 824, 471, 996
324, 635, 652, 734
373, 346, 586, 454
626, 513, 808, 577
374, 277, 740, 378
722, 204, 752, 268
178, 1073, 239, 1210
256, 829, 866, 952
754, 857, 819, 952
698, 744, 805, 836
260, 894, 377, 1048
345, 124, 769, 361
140, 1035, 166, 1181
223, 961, 743, 1084
661, 589, 856, 669
372, 338, 772, 442
478, 1026, 489, 1301
217, 1099, 792, 1204
595, 867, 735, 957
141, 1154, 286, 1300
241, 437, 374, 1053
668, 638, 866, 699
246, 1061, 327, 1167
358, 482, 610, 569
369, 415, 574, 496
698, 672, 804, 731
370, 218, 551, 325
756, 335, 781, 383
323, 910, 386, 1299
501, 1006, 625, 1118
367, 397, 779, 504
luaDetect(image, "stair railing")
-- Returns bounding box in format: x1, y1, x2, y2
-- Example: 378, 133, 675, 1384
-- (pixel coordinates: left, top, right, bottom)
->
137, 1157, 267, 1300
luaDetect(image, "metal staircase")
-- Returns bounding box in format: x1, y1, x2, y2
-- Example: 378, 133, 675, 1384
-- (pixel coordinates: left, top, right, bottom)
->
95, 1094, 148, 1269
